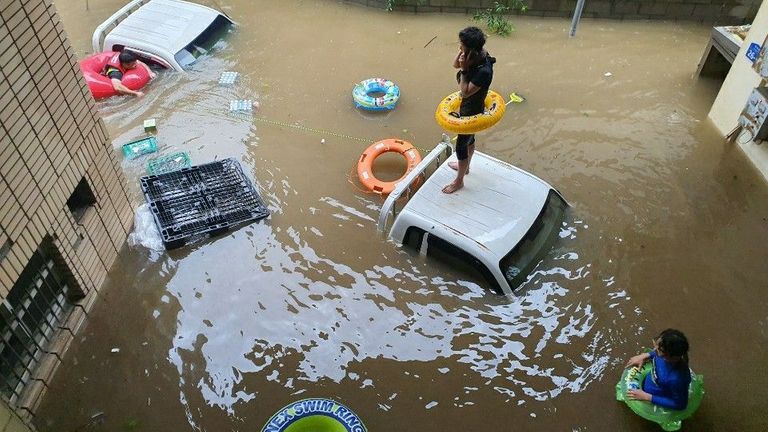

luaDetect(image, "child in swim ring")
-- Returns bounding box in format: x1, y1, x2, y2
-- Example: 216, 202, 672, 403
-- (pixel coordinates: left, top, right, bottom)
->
625, 329, 692, 410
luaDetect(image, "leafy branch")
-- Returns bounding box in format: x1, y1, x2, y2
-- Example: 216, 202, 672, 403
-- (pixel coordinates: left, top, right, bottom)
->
473, 1, 527, 36
386, 0, 425, 12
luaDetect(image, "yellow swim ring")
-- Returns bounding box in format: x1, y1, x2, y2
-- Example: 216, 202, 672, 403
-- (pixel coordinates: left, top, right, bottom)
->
435, 90, 506, 134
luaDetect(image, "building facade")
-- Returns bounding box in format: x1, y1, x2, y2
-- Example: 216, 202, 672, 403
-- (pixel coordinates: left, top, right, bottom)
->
1, 0, 133, 428
708, 0, 768, 182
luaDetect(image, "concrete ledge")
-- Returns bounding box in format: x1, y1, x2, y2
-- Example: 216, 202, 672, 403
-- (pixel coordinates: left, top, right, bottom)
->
340, 0, 759, 22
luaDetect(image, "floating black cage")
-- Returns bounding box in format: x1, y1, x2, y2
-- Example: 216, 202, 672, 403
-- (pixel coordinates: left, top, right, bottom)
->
140, 158, 269, 249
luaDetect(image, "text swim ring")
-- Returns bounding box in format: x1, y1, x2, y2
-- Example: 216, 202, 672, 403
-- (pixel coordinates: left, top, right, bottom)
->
353, 78, 400, 111
615, 362, 704, 431
435, 90, 506, 134
357, 139, 422, 195
261, 398, 367, 432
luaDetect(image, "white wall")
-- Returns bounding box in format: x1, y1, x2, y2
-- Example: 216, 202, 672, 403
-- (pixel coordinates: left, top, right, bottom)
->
708, 1, 768, 182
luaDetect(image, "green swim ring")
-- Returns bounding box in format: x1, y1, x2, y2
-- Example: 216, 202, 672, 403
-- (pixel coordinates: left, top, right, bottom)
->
261, 398, 367, 432
615, 362, 704, 431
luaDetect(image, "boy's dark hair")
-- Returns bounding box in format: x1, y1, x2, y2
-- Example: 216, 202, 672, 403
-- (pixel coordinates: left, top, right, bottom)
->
119, 51, 137, 65
656, 328, 689, 368
459, 26, 486, 51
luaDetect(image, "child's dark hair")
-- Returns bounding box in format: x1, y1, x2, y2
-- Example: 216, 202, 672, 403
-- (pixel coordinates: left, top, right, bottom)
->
459, 26, 486, 52
656, 328, 689, 368
119, 51, 137, 65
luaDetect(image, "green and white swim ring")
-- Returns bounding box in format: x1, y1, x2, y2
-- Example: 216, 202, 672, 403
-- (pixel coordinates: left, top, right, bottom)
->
615, 362, 704, 431
261, 398, 367, 432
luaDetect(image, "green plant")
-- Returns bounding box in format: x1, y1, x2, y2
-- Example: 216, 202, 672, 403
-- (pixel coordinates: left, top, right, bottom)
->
473, 1, 527, 36
385, 0, 425, 12
123, 418, 141, 431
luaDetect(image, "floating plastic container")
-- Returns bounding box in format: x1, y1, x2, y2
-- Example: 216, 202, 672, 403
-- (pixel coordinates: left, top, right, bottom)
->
143, 118, 157, 132
140, 158, 269, 249
229, 100, 253, 112
122, 136, 158, 160
219, 71, 238, 85
146, 152, 192, 175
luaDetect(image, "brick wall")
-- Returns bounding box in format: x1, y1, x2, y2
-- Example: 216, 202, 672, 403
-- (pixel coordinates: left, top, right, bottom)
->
0, 0, 133, 423
347, 0, 761, 24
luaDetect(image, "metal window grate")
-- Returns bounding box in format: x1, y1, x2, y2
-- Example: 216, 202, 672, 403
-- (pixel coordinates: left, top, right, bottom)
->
0, 242, 76, 403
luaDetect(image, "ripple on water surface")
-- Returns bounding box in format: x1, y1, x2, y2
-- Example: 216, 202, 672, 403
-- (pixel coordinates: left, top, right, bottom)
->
159, 219, 635, 423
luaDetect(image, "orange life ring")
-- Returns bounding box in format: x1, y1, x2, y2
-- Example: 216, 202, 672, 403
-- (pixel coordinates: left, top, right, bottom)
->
357, 139, 422, 195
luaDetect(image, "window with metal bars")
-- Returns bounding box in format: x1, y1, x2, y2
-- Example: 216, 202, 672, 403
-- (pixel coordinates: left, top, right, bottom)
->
0, 239, 81, 402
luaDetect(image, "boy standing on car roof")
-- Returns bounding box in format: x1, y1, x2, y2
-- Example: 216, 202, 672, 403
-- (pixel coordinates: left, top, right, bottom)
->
443, 26, 496, 194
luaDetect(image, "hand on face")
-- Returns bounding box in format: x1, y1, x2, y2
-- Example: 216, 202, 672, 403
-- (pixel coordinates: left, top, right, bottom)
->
456, 49, 465, 68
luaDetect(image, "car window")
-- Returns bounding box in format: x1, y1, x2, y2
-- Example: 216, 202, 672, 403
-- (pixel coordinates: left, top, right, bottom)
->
499, 190, 567, 291
404, 228, 503, 295
174, 15, 232, 69
123, 48, 171, 69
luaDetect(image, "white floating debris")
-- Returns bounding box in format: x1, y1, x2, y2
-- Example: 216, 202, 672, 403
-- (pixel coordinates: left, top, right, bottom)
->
604, 72, 613, 77
229, 100, 253, 112
110, 348, 120, 353
219, 71, 238, 85
321, 139, 326, 144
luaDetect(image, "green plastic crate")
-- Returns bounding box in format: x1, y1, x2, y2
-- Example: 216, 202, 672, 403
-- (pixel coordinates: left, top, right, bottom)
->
122, 136, 158, 160
146, 151, 191, 175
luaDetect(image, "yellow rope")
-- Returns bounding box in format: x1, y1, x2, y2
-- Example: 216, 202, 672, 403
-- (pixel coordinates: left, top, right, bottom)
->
234, 91, 523, 149
249, 114, 439, 154
252, 116, 371, 143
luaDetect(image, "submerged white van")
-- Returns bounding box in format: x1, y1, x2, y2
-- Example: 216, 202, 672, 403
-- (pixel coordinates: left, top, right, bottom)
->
92, 0, 233, 71
378, 136, 568, 295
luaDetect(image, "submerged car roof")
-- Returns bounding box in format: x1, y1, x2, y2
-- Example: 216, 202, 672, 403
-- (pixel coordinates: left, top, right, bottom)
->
104, 0, 223, 55
400, 152, 552, 260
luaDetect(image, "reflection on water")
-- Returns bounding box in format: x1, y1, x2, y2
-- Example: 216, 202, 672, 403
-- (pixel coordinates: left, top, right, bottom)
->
34, 1, 768, 431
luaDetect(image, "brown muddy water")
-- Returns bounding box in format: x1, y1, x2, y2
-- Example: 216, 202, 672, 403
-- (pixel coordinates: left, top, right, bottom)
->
36, 0, 768, 430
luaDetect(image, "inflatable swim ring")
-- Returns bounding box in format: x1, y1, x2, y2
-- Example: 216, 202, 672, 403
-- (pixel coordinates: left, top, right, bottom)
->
435, 90, 506, 134
79, 52, 150, 99
615, 362, 704, 431
352, 78, 400, 111
357, 139, 422, 195
261, 398, 367, 432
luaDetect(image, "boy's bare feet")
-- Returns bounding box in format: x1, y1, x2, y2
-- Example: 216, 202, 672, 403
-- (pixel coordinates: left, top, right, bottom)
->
448, 161, 468, 174
442, 181, 464, 194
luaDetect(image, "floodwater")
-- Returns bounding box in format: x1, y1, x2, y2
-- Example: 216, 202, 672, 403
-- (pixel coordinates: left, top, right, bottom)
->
36, 0, 768, 430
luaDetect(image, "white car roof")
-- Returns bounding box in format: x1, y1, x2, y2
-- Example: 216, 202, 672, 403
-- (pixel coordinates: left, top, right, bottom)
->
399, 152, 551, 261
104, 0, 221, 56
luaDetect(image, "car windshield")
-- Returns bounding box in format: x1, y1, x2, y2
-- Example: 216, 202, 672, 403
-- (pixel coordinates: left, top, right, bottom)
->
174, 15, 232, 69
499, 190, 567, 290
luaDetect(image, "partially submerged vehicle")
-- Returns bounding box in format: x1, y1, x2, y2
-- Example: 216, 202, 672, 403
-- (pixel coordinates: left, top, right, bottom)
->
378, 136, 568, 295
91, 0, 233, 71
